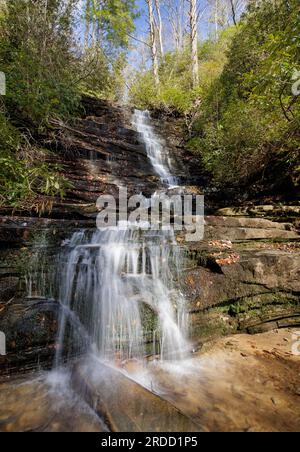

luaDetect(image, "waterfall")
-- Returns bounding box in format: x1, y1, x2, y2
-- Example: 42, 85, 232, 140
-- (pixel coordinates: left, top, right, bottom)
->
132, 110, 179, 188
55, 111, 189, 366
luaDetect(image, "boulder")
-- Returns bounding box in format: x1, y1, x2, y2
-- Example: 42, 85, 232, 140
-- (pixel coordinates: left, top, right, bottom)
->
184, 250, 300, 309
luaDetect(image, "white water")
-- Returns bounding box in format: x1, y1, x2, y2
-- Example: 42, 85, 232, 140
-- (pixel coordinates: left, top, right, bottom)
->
56, 228, 188, 363
56, 111, 189, 365
132, 110, 179, 188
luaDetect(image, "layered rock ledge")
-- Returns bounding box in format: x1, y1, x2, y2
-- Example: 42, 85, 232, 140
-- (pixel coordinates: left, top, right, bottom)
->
0, 98, 299, 377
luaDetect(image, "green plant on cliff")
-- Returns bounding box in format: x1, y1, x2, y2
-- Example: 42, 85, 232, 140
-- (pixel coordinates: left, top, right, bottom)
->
0, 0, 137, 208
0, 0, 81, 127
189, 0, 300, 189
0, 110, 68, 209
130, 27, 236, 118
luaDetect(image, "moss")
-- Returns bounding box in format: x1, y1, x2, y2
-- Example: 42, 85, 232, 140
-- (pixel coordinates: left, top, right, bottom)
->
140, 304, 159, 342
190, 291, 300, 343
190, 311, 238, 343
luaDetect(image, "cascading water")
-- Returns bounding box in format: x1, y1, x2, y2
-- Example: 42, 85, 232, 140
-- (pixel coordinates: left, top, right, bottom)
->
55, 110, 190, 366
132, 110, 179, 188
56, 228, 188, 364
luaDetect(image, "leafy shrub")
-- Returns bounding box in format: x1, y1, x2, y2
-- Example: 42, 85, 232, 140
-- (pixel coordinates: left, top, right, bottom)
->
0, 112, 69, 209
130, 27, 236, 117
190, 0, 300, 189
0, 0, 80, 128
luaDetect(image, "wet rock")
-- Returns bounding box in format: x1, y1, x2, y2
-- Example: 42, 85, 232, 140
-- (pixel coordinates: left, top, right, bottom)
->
149, 329, 300, 432
0, 373, 105, 432
0, 96, 299, 376
0, 298, 59, 376
71, 357, 202, 432
184, 217, 300, 342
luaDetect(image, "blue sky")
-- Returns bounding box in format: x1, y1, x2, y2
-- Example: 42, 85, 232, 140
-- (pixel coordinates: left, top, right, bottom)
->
76, 1, 214, 50
134, 0, 149, 37
133, 0, 214, 47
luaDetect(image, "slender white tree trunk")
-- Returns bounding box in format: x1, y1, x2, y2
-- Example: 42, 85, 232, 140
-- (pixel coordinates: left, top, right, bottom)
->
190, 0, 199, 88
154, 0, 164, 57
178, 0, 185, 51
147, 0, 160, 87
214, 1, 219, 39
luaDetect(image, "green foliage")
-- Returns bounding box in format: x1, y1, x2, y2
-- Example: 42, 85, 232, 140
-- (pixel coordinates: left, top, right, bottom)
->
0, 112, 68, 209
91, 0, 137, 52
188, 100, 271, 182
190, 0, 300, 189
0, 1, 79, 208
0, 153, 68, 207
0, 0, 137, 209
79, 48, 127, 101
82, 0, 137, 101
0, 109, 19, 152
130, 27, 236, 116
130, 71, 159, 110
0, 0, 81, 128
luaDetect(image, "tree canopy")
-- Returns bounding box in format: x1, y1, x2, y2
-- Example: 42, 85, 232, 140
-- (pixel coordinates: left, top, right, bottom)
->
0, 0, 299, 208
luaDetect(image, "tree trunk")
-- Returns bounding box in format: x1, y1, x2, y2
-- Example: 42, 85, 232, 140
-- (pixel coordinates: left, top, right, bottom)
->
154, 0, 164, 57
92, 0, 97, 46
190, 0, 199, 88
229, 0, 237, 26
147, 0, 160, 87
84, 0, 91, 48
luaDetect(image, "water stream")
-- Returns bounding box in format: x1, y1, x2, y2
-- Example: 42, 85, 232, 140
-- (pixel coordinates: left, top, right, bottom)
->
55, 111, 190, 366
132, 110, 179, 188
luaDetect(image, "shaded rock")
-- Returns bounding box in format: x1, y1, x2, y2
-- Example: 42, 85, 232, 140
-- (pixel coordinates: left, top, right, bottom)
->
183, 238, 300, 342
184, 250, 300, 309
206, 215, 294, 231
205, 227, 298, 241
0, 298, 59, 376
